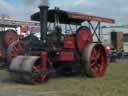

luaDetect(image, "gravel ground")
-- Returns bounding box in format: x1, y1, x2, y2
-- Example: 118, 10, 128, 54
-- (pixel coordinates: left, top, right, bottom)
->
0, 70, 48, 96
0, 89, 48, 96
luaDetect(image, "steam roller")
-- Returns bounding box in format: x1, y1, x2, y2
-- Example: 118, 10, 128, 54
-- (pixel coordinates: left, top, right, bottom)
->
7, 2, 115, 84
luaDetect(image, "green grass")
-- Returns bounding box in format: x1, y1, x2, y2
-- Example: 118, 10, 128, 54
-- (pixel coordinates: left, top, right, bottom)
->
0, 61, 128, 96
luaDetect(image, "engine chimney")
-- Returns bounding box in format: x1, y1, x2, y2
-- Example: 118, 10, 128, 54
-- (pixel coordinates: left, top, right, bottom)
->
39, 0, 49, 43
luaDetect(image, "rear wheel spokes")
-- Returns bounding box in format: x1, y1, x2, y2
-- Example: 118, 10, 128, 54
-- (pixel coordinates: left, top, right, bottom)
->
95, 54, 105, 73
99, 56, 105, 72
91, 47, 101, 67
92, 47, 97, 57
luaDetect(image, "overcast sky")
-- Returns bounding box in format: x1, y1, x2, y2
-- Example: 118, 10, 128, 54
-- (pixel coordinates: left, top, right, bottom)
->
0, 0, 128, 26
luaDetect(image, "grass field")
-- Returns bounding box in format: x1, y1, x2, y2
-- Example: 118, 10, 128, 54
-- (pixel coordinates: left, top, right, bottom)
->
0, 60, 128, 96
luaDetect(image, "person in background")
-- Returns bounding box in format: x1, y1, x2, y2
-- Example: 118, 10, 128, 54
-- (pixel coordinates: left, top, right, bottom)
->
106, 46, 110, 56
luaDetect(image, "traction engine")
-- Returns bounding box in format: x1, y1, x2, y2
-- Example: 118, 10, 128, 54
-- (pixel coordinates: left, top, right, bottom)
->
0, 29, 18, 66
8, 3, 115, 84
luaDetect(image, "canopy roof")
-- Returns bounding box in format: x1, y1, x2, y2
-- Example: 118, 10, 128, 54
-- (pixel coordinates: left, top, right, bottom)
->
31, 9, 115, 25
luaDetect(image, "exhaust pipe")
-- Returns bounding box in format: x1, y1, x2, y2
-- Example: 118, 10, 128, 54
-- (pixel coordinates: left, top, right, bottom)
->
39, 0, 49, 43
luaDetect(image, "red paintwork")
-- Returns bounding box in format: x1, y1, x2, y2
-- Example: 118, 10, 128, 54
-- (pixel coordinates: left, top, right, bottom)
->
56, 51, 75, 61
77, 27, 93, 53
64, 36, 75, 49
51, 36, 76, 62
20, 25, 28, 33
41, 51, 49, 80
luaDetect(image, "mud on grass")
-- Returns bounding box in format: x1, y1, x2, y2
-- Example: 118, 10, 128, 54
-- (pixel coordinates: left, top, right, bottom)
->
0, 61, 128, 96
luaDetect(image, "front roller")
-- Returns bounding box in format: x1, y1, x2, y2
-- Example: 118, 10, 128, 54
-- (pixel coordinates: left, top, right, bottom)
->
9, 55, 49, 84
82, 43, 107, 77
9, 56, 25, 82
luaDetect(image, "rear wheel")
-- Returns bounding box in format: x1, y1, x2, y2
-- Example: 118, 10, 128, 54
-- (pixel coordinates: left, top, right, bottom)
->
82, 43, 107, 77
4, 30, 18, 47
